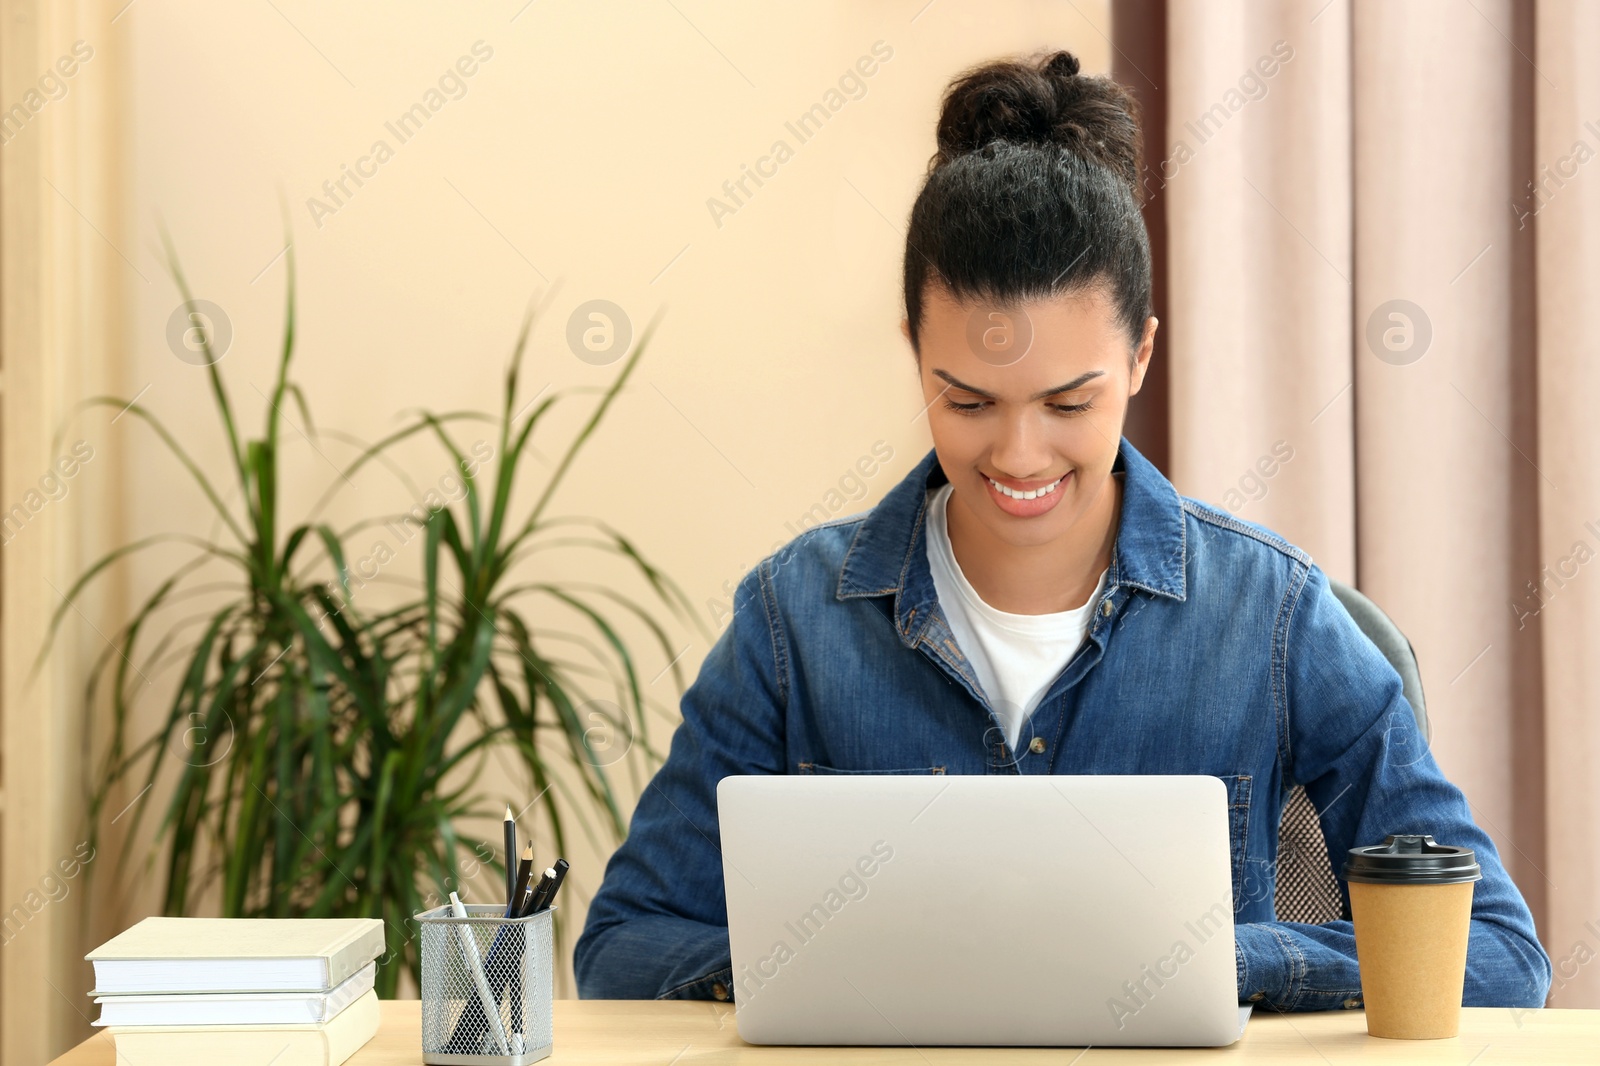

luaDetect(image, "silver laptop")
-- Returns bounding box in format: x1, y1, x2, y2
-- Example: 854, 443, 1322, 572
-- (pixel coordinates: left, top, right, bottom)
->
716, 774, 1253, 1047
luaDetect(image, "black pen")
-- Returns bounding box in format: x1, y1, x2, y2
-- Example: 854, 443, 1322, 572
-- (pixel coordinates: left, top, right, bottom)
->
518, 866, 555, 919
530, 858, 569, 913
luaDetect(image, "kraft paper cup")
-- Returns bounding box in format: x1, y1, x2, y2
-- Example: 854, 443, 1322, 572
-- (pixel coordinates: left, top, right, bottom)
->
1342, 834, 1481, 1039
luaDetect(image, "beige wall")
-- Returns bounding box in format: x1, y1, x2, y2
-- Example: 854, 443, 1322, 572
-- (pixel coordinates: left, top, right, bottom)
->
14, 0, 1113, 1053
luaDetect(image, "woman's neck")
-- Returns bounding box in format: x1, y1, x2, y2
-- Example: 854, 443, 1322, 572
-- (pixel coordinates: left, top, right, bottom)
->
944, 472, 1122, 615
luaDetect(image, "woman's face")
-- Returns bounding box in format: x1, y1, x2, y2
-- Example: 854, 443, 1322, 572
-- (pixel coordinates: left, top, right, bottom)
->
906, 283, 1157, 550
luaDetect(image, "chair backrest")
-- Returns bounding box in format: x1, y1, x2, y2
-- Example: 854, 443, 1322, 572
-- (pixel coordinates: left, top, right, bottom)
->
1273, 578, 1428, 924
1327, 579, 1429, 743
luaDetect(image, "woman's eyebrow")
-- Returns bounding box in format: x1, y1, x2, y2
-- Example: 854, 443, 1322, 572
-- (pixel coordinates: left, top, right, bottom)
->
932, 368, 1106, 401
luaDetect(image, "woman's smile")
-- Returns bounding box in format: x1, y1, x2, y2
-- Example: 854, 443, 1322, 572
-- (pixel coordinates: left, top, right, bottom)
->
983, 469, 1070, 517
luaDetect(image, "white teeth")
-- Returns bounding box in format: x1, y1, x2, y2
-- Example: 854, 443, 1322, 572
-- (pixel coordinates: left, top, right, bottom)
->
987, 473, 1065, 500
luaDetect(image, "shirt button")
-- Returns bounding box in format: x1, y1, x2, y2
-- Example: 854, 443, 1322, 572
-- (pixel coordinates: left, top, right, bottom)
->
1248, 991, 1265, 1002
1343, 997, 1362, 1009
712, 982, 730, 1001
1029, 737, 1046, 754
1100, 599, 1113, 617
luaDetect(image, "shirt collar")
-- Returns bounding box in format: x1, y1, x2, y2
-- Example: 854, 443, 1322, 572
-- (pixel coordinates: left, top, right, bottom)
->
836, 437, 1188, 622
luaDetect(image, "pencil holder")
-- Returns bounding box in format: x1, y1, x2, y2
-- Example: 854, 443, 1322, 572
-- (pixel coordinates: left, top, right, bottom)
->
415, 902, 555, 1065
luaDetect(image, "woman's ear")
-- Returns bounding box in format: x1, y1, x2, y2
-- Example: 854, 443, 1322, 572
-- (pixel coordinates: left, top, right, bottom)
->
1128, 316, 1159, 396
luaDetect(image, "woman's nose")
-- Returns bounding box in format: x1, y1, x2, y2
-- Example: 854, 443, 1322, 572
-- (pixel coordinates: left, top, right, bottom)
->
988, 411, 1053, 478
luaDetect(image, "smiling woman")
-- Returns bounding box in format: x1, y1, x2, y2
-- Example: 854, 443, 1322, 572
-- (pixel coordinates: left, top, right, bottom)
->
913, 285, 1146, 611
898, 50, 1156, 618
574, 47, 1552, 1017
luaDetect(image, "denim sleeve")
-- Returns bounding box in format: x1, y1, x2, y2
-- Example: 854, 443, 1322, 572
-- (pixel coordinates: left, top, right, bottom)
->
573, 561, 787, 999
1236, 563, 1553, 1012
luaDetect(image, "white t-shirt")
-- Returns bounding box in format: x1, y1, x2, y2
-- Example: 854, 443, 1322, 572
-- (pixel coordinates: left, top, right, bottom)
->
924, 483, 1108, 753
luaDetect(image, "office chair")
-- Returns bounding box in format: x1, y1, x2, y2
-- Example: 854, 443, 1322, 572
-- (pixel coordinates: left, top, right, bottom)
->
1272, 578, 1432, 924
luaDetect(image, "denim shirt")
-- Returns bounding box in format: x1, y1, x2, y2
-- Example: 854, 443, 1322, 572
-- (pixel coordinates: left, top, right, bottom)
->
575, 437, 1552, 1011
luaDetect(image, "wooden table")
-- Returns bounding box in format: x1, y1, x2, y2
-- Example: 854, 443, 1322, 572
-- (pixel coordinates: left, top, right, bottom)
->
48, 999, 1600, 1064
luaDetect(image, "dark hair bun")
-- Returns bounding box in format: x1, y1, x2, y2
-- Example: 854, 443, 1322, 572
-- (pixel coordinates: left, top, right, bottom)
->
932, 49, 1142, 190
1042, 51, 1081, 78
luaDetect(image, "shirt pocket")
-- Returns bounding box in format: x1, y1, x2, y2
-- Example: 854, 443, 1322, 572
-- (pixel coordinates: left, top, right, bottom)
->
796, 761, 947, 775
1215, 773, 1253, 913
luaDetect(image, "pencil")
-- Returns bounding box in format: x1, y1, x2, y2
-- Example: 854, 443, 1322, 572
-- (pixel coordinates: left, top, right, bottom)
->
502, 806, 517, 908
506, 844, 534, 920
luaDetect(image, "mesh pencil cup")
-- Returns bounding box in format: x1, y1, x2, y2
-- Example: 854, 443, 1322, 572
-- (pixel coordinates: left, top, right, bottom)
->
415, 902, 555, 1065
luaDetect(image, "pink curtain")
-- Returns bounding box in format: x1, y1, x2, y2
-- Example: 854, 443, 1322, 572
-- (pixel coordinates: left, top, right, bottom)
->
1129, 0, 1598, 1006
1533, 0, 1600, 1013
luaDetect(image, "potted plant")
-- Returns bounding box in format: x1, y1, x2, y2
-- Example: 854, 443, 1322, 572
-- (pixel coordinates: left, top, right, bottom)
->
42, 229, 702, 995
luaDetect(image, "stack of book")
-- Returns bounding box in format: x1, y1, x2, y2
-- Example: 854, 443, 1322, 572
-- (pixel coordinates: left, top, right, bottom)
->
86, 917, 384, 1066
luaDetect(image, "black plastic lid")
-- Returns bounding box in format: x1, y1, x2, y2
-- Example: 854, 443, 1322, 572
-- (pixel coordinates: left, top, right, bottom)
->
1342, 834, 1482, 885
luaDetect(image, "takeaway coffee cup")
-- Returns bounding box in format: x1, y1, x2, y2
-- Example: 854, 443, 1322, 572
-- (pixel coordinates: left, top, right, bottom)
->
1342, 834, 1481, 1039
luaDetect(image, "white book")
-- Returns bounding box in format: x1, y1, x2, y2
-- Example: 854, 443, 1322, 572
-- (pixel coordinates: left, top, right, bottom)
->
87, 917, 384, 994
93, 961, 376, 1027
107, 988, 379, 1066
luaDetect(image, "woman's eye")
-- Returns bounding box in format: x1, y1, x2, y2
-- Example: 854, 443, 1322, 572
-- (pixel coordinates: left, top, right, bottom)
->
941, 398, 987, 413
